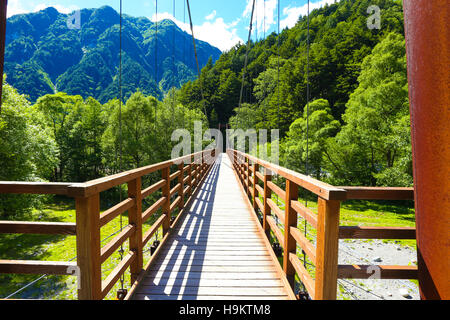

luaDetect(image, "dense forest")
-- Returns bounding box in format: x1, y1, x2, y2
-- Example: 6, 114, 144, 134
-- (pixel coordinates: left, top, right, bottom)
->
178, 0, 411, 186
0, 0, 412, 218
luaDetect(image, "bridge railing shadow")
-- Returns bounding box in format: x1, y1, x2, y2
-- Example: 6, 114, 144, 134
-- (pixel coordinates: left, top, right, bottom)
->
146, 154, 222, 299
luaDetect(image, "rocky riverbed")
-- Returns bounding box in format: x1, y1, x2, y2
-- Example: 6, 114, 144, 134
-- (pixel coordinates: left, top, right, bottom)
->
336, 239, 419, 300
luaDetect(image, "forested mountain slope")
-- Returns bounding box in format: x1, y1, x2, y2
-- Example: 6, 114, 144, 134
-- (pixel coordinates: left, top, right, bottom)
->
4, 6, 221, 102
178, 0, 405, 132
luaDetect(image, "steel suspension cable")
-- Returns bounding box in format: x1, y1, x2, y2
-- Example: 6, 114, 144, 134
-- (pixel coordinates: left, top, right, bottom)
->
172, 0, 176, 125
118, 0, 125, 293
277, 0, 280, 130
186, 0, 208, 122
238, 0, 256, 129
155, 0, 158, 128
300, 0, 311, 296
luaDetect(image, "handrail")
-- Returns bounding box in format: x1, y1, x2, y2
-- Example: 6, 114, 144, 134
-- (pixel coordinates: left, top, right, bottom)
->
231, 149, 347, 200
0, 148, 217, 300
227, 149, 417, 300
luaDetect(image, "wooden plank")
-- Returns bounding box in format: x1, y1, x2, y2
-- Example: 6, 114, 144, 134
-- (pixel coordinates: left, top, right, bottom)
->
0, 182, 72, 195
147, 265, 277, 272
141, 179, 166, 199
291, 200, 318, 229
266, 215, 284, 248
160, 243, 267, 250
170, 196, 182, 212
100, 224, 135, 263
341, 187, 414, 200
101, 251, 136, 299
170, 236, 263, 241
170, 170, 181, 182
158, 249, 269, 256
0, 221, 76, 235
290, 226, 316, 265
267, 181, 286, 200
142, 278, 284, 287
142, 214, 167, 247
170, 183, 181, 197
255, 197, 264, 213
100, 198, 135, 227
145, 271, 280, 280
255, 184, 264, 197
267, 198, 285, 225
315, 198, 340, 300
142, 197, 166, 223
0, 260, 76, 275
232, 150, 347, 200
338, 265, 418, 279
135, 286, 288, 296
67, 151, 207, 198
289, 253, 315, 299
155, 255, 272, 262
339, 226, 416, 239
255, 171, 264, 182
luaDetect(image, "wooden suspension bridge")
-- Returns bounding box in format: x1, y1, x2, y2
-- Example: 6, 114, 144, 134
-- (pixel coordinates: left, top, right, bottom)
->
0, 1, 448, 301
0, 149, 419, 300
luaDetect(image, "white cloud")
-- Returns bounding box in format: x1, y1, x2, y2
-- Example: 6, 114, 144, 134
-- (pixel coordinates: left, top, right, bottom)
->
151, 12, 243, 52
7, 1, 80, 17
6, 0, 28, 17
205, 10, 216, 21
281, 0, 340, 30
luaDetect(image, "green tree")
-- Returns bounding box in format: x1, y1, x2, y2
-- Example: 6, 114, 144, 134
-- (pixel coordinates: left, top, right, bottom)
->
325, 33, 411, 186
284, 99, 340, 179
34, 92, 83, 181
0, 79, 58, 217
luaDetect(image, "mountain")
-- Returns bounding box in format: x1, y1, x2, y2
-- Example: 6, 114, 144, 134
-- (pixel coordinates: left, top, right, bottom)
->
4, 6, 221, 102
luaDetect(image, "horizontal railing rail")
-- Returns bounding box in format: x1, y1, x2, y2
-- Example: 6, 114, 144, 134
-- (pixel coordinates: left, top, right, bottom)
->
0, 148, 217, 300
227, 149, 417, 300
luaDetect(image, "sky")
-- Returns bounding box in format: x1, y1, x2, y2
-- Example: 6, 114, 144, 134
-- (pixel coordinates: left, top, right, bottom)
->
7, 0, 339, 51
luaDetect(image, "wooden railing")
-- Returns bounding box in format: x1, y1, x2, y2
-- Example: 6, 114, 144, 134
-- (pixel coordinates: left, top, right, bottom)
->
227, 149, 417, 300
0, 149, 217, 300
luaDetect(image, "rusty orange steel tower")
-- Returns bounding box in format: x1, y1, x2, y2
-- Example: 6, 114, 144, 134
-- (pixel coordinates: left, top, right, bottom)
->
403, 0, 449, 300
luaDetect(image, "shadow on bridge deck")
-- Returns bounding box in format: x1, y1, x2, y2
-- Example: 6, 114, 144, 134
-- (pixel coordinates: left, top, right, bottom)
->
130, 154, 291, 300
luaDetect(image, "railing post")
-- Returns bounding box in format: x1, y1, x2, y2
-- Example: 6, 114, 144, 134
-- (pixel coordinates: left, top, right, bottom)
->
315, 197, 340, 300
178, 163, 185, 209
247, 158, 251, 197
188, 158, 193, 197
75, 193, 102, 300
162, 167, 171, 235
252, 163, 259, 211
284, 180, 298, 289
127, 177, 143, 284
201, 152, 205, 179
263, 168, 272, 237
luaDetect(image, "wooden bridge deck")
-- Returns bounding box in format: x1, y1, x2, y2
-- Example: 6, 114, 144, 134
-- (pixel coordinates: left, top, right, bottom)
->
131, 154, 292, 300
